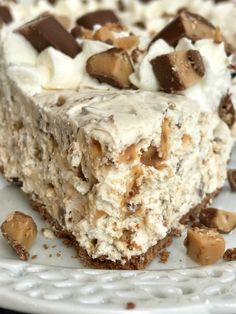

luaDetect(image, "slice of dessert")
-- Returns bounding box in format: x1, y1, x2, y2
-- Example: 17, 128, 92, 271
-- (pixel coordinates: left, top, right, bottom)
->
0, 1, 234, 269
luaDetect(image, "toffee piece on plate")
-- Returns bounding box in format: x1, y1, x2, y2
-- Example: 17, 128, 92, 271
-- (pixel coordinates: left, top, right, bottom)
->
16, 15, 81, 58
200, 208, 236, 233
86, 47, 134, 89
184, 227, 225, 265
76, 10, 119, 30
150, 11, 216, 47
0, 5, 13, 24
151, 50, 205, 93
1, 211, 37, 261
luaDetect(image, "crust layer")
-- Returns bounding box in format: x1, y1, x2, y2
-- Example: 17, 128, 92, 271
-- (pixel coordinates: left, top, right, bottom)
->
29, 189, 220, 270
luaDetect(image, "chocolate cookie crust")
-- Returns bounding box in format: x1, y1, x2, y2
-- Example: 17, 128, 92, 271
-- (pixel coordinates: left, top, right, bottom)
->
29, 190, 219, 270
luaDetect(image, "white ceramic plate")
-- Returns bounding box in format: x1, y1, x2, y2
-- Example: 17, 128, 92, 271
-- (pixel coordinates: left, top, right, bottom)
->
0, 146, 236, 314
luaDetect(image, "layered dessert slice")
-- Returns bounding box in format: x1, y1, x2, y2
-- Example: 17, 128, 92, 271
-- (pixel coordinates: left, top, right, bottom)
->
0, 0, 235, 269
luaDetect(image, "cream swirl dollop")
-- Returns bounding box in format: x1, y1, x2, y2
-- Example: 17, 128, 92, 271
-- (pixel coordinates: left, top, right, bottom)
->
130, 38, 231, 112
0, 0, 234, 109
1, 25, 113, 95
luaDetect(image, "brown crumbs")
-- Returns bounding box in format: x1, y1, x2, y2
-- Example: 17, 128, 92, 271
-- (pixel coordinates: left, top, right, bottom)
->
31, 254, 38, 260
43, 244, 49, 250
126, 302, 136, 310
171, 227, 182, 237
56, 252, 62, 257
63, 239, 74, 248
223, 248, 236, 261
159, 250, 170, 263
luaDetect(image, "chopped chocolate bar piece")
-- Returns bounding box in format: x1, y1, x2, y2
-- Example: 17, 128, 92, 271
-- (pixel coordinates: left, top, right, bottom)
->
150, 11, 216, 47
200, 208, 236, 233
56, 15, 71, 30
1, 211, 37, 261
223, 248, 236, 261
71, 25, 93, 40
0, 5, 13, 24
93, 23, 120, 44
151, 50, 205, 93
94, 24, 139, 49
228, 169, 236, 192
47, 0, 58, 4
76, 10, 119, 30
184, 227, 225, 265
16, 15, 81, 58
218, 94, 235, 128
86, 48, 134, 89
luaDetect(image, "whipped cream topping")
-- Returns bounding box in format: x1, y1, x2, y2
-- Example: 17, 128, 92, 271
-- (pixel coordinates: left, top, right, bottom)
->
130, 38, 231, 111
0, 0, 235, 111
1, 26, 114, 95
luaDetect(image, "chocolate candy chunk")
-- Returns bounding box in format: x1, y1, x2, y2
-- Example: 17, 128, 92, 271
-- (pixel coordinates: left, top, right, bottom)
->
86, 48, 134, 89
200, 208, 236, 233
151, 50, 205, 93
16, 15, 81, 58
150, 11, 216, 47
71, 25, 93, 40
94, 24, 139, 50
76, 10, 119, 30
184, 227, 225, 265
1, 211, 37, 261
218, 94, 235, 128
223, 248, 236, 261
228, 169, 236, 192
0, 5, 13, 24
47, 0, 58, 4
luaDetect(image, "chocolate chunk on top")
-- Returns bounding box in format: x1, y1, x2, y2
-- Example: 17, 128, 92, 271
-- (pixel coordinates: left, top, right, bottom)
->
76, 10, 119, 30
151, 49, 205, 93
218, 94, 235, 128
86, 48, 134, 89
150, 11, 216, 47
0, 5, 13, 25
16, 15, 81, 58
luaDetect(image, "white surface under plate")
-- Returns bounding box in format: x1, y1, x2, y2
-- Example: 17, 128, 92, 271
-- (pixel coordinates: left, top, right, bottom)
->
0, 147, 236, 314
